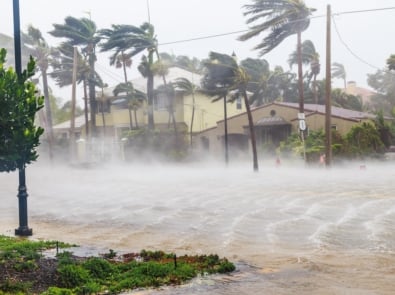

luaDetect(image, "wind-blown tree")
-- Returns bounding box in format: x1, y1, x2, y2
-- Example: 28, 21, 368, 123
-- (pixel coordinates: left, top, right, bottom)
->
242, 58, 295, 105
288, 40, 320, 103
0, 49, 44, 235
49, 16, 101, 135
99, 23, 162, 129
51, 42, 103, 137
239, 0, 315, 114
174, 77, 200, 146
367, 68, 395, 115
22, 25, 56, 159
331, 62, 347, 89
113, 82, 146, 130
331, 88, 363, 111
202, 52, 258, 171
99, 25, 134, 83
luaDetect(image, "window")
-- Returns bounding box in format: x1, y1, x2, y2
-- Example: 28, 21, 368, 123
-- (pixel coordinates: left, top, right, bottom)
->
236, 96, 242, 110
155, 93, 169, 111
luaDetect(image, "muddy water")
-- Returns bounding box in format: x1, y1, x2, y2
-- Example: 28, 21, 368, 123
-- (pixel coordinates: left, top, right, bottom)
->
1, 161, 395, 294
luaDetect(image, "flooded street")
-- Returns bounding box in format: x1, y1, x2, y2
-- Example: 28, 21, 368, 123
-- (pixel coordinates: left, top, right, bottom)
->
1, 161, 395, 294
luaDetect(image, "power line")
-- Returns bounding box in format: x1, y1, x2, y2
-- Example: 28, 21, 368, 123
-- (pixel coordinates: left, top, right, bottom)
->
331, 16, 381, 71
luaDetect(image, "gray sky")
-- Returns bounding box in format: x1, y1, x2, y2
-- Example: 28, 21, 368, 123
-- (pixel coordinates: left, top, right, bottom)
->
1, 0, 395, 100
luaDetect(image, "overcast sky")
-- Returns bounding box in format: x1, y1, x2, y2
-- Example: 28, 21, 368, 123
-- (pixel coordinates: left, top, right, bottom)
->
1, 0, 395, 100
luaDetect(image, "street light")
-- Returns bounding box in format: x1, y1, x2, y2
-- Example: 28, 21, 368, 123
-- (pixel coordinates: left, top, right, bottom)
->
13, 0, 33, 236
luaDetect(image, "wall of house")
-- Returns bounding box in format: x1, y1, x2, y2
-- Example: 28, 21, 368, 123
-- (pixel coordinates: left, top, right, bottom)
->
183, 93, 245, 133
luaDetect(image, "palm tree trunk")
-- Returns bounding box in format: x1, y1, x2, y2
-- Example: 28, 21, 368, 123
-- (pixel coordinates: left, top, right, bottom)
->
313, 74, 318, 104
83, 80, 89, 138
88, 45, 97, 136
41, 70, 54, 161
242, 90, 258, 172
128, 107, 133, 130
297, 31, 304, 113
147, 51, 155, 130
122, 51, 128, 83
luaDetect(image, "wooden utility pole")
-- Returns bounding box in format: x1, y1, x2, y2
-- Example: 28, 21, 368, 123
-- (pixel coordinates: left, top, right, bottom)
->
325, 5, 332, 166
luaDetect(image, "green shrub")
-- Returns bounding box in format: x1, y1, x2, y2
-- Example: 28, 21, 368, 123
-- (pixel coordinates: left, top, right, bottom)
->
58, 264, 91, 288
83, 257, 114, 280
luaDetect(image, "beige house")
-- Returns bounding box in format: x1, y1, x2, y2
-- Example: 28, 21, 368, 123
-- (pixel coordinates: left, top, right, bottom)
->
194, 102, 378, 157
345, 81, 375, 106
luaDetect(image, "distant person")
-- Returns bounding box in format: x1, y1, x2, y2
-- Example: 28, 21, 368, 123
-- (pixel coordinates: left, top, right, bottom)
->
319, 154, 325, 166
275, 156, 281, 167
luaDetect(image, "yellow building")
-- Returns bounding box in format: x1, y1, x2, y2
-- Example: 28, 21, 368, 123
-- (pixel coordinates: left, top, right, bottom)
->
95, 66, 245, 140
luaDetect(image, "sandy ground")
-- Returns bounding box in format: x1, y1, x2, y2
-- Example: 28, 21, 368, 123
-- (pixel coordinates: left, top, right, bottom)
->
2, 219, 395, 295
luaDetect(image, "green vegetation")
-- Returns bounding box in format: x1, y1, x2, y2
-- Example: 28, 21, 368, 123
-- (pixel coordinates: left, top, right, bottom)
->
278, 116, 392, 163
0, 235, 235, 295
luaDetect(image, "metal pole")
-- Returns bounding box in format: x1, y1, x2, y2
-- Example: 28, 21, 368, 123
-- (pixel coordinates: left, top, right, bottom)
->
13, 0, 32, 236
325, 5, 332, 166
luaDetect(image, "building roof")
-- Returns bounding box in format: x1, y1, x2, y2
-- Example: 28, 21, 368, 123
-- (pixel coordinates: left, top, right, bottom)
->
276, 102, 376, 121
53, 115, 87, 131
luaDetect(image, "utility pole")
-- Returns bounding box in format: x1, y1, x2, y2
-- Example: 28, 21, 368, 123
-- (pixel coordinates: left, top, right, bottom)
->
325, 4, 332, 166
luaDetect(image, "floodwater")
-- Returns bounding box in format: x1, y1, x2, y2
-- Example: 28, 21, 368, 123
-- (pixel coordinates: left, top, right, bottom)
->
1, 160, 395, 294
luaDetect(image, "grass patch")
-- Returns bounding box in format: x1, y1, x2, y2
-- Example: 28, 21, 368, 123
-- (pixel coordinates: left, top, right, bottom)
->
0, 235, 235, 294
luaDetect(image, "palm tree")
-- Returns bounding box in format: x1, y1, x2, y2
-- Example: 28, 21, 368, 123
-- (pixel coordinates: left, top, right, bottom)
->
49, 16, 101, 135
99, 25, 134, 83
174, 77, 199, 146
23, 25, 56, 160
202, 52, 258, 171
331, 62, 347, 89
239, 0, 315, 114
50, 42, 98, 138
288, 40, 320, 103
155, 83, 177, 133
99, 23, 161, 129
113, 82, 146, 130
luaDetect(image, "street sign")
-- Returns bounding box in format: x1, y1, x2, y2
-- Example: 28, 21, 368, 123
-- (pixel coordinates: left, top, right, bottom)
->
298, 113, 305, 120
299, 119, 306, 131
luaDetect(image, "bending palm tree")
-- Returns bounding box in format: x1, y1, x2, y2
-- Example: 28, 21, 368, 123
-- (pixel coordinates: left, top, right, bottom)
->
49, 16, 101, 135
202, 52, 258, 171
99, 23, 162, 129
331, 62, 347, 90
23, 25, 56, 160
174, 77, 199, 147
239, 0, 315, 114
113, 82, 146, 130
288, 40, 320, 103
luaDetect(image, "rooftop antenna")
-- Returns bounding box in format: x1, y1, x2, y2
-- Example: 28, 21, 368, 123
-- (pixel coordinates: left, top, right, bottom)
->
146, 0, 151, 23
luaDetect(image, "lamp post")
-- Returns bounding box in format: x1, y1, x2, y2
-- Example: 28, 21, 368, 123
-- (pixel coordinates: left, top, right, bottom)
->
13, 0, 32, 236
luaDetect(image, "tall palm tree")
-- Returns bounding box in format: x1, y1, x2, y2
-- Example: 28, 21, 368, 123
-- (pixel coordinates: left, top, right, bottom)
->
113, 82, 146, 130
288, 40, 320, 103
50, 42, 100, 138
23, 25, 55, 160
239, 0, 315, 114
99, 25, 134, 83
49, 16, 101, 135
331, 62, 347, 90
99, 23, 161, 129
174, 77, 199, 146
155, 83, 177, 133
202, 52, 258, 171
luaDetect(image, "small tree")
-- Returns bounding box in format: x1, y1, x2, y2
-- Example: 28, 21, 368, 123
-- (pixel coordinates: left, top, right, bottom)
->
0, 48, 44, 235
